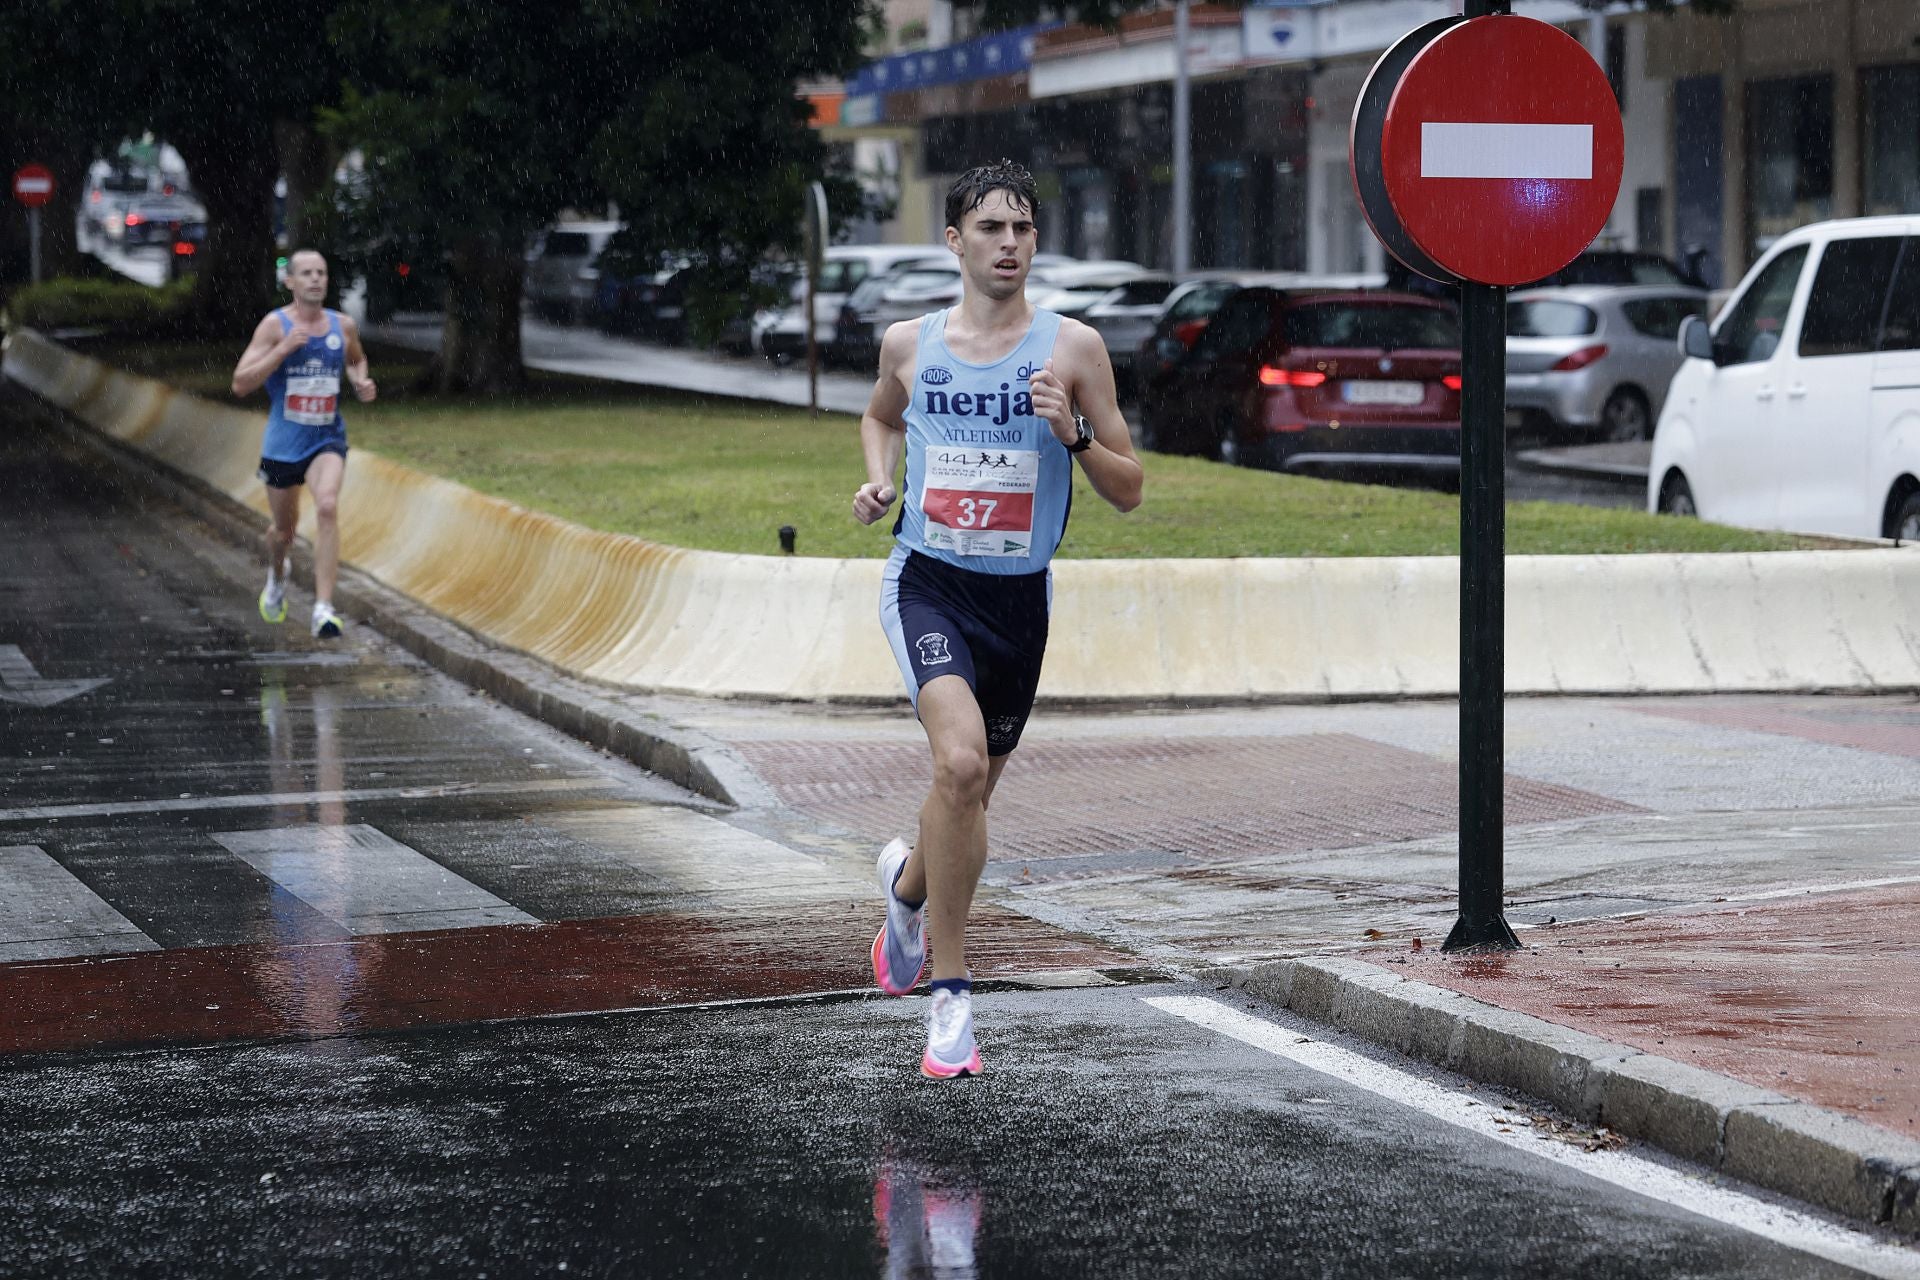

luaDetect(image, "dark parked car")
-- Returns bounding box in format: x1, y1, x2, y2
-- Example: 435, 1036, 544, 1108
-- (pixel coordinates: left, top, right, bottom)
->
113, 192, 207, 249
1385, 249, 1706, 299
1139, 288, 1462, 471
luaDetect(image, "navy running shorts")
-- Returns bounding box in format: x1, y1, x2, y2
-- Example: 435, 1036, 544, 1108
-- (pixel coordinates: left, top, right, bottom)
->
258, 443, 348, 490
881, 547, 1051, 757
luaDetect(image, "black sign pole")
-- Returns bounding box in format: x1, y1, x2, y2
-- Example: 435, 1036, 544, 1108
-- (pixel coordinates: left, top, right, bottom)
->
1444, 0, 1520, 953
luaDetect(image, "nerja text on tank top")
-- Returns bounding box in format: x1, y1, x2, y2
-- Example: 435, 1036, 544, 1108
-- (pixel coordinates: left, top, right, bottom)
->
261, 308, 348, 463
895, 307, 1071, 575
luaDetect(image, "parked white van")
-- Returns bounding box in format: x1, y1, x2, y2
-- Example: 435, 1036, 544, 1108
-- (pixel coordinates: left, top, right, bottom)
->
1649, 216, 1920, 540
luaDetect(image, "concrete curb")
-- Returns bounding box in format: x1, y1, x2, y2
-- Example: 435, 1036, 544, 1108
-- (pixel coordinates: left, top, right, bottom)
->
17, 387, 775, 811
1222, 955, 1920, 1235
1513, 447, 1649, 484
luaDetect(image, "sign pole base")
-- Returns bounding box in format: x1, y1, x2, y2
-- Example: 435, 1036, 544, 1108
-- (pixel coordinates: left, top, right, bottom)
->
1443, 913, 1521, 953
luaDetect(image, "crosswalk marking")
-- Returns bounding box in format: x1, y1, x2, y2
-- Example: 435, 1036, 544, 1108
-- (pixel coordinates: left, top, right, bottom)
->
212, 824, 537, 936
546, 806, 863, 904
0, 845, 158, 962
0, 777, 608, 824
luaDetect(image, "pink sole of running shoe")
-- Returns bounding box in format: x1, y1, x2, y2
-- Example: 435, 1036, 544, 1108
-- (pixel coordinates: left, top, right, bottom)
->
920, 1048, 984, 1079
871, 926, 926, 997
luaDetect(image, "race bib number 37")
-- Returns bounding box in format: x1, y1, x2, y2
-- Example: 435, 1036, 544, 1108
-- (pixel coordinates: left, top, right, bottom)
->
921, 447, 1039, 558
285, 374, 340, 427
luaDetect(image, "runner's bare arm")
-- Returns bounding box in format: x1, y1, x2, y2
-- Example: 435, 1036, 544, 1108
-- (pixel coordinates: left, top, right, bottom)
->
230, 314, 304, 398
853, 321, 916, 525
1028, 321, 1143, 513
341, 314, 377, 403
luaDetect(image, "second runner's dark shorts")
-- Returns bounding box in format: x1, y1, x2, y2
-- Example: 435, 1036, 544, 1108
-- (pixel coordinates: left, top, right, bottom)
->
258, 443, 348, 490
881, 547, 1051, 757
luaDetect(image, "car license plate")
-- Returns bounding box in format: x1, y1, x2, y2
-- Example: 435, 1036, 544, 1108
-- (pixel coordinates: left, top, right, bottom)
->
1342, 380, 1423, 406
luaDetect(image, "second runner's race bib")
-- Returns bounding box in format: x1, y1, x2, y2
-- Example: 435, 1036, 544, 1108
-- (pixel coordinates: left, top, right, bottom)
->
920, 446, 1039, 558
285, 374, 340, 427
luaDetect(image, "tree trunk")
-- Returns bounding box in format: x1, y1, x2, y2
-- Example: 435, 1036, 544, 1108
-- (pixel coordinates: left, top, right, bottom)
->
40, 143, 90, 281
436, 236, 526, 394
274, 118, 336, 254
172, 123, 279, 337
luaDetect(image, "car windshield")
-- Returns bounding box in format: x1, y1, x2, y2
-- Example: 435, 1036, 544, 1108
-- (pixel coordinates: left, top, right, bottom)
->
894, 268, 958, 291
817, 260, 870, 292
544, 232, 592, 256
1107, 280, 1176, 307
1507, 300, 1598, 338
1282, 302, 1459, 349
1557, 254, 1690, 287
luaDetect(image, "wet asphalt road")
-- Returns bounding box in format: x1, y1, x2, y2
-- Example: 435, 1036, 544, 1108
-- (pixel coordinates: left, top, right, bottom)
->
1, 401, 1906, 1277
0, 987, 1883, 1280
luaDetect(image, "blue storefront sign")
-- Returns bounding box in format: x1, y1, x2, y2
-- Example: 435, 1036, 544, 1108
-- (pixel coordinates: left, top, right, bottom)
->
842, 24, 1054, 123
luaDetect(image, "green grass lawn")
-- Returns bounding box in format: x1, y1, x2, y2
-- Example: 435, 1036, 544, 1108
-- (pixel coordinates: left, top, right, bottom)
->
76, 336, 1825, 558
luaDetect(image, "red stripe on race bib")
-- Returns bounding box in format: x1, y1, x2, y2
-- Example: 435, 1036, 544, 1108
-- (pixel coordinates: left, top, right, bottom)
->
922, 488, 1035, 532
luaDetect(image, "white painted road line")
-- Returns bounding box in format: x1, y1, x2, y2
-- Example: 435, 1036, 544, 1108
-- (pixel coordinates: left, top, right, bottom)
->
212, 823, 537, 935
1145, 995, 1920, 1280
0, 777, 608, 824
0, 644, 110, 707
0, 845, 158, 962
1420, 122, 1594, 180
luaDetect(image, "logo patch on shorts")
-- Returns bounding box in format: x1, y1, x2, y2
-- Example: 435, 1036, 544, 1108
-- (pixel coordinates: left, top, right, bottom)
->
987, 715, 1021, 742
921, 366, 954, 386
915, 633, 953, 666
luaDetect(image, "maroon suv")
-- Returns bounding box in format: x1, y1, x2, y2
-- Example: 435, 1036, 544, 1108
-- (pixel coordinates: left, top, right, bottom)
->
1138, 288, 1462, 471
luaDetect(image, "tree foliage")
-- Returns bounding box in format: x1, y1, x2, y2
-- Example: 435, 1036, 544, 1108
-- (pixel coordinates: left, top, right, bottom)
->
319, 0, 878, 387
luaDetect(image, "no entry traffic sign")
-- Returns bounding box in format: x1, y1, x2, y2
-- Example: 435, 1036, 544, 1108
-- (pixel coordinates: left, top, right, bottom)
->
1353, 15, 1623, 286
12, 164, 55, 208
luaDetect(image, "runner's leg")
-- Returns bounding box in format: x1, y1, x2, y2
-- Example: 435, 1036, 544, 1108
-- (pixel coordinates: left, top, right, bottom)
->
265, 483, 299, 584
305, 450, 347, 606
908, 674, 993, 981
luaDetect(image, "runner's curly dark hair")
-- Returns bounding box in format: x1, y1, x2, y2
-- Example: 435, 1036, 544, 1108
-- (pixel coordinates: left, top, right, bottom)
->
944, 160, 1039, 231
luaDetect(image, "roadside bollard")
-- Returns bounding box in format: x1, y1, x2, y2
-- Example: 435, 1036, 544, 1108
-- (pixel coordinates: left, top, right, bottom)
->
778, 525, 796, 555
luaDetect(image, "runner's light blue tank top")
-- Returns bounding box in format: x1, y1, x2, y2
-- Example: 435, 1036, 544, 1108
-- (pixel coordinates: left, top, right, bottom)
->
261, 308, 348, 462
894, 307, 1070, 575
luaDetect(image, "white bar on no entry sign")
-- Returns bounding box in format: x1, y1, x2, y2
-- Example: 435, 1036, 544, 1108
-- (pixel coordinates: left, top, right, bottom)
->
1421, 123, 1592, 180
14, 178, 52, 193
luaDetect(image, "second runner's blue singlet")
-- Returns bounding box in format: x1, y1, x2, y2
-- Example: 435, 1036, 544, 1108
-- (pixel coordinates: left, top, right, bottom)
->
260, 308, 348, 463
894, 307, 1070, 575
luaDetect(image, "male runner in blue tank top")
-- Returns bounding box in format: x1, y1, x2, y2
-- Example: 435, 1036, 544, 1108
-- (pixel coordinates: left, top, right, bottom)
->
230, 250, 376, 639
853, 161, 1143, 1078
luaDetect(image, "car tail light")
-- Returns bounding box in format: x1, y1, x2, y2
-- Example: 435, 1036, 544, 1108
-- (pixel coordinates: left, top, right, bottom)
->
172, 241, 195, 256
396, 262, 411, 277
125, 213, 144, 226
1258, 366, 1327, 388
1172, 319, 1207, 347
1550, 344, 1609, 372
1442, 375, 1462, 391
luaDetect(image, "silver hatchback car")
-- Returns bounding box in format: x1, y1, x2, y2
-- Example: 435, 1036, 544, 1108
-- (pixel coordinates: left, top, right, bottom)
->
1504, 285, 1709, 441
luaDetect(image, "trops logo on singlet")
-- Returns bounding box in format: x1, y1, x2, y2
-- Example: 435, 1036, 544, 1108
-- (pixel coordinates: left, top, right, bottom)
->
921, 366, 953, 385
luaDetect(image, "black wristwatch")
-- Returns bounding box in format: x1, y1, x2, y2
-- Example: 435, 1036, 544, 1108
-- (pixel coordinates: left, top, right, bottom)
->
1067, 413, 1095, 454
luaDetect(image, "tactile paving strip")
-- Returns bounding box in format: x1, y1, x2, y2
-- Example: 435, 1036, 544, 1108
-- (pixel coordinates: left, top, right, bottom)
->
738, 734, 1639, 862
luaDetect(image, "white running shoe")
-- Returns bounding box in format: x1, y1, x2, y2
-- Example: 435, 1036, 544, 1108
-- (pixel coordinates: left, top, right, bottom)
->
921, 985, 982, 1079
258, 572, 287, 624
871, 837, 926, 996
310, 601, 344, 640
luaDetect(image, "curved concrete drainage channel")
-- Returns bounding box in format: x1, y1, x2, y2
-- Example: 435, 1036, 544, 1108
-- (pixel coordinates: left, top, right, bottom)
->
9, 328, 1920, 710
1222, 957, 1920, 1237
